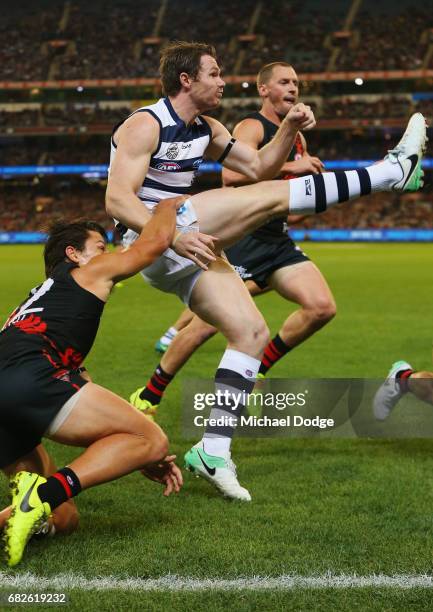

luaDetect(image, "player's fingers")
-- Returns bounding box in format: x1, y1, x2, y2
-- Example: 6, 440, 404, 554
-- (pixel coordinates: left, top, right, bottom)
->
192, 236, 217, 257
198, 233, 218, 249
170, 472, 181, 493
163, 455, 176, 463
193, 245, 216, 262
311, 156, 325, 167
311, 159, 324, 173
170, 463, 184, 486
172, 195, 189, 210
163, 478, 174, 497
188, 254, 209, 270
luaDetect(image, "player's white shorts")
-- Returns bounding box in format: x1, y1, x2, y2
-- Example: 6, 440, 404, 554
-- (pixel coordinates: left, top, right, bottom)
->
122, 198, 203, 305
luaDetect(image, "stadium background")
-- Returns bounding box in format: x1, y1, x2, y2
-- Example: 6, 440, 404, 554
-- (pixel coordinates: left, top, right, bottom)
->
1, 1, 433, 609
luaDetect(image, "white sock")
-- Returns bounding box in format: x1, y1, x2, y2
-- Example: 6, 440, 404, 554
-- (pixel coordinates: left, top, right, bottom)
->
288, 161, 403, 214
202, 349, 260, 456
160, 326, 178, 345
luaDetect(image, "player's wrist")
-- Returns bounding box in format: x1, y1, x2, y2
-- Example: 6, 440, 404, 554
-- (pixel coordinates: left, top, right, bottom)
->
171, 231, 182, 248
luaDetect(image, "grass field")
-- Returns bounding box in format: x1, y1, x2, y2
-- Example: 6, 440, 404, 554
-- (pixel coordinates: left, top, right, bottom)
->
1, 242, 433, 611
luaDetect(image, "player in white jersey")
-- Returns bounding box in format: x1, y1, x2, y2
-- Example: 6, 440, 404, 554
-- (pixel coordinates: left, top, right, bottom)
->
106, 41, 426, 501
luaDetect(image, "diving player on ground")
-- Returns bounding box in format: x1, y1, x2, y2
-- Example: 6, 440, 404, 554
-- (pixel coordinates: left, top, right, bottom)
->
0, 197, 184, 567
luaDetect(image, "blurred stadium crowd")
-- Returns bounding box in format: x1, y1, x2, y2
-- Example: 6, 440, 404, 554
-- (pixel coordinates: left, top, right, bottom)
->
1, 0, 432, 234
1, 0, 431, 80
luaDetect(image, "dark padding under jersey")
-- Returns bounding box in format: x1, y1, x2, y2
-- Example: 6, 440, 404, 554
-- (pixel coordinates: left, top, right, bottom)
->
217, 138, 236, 164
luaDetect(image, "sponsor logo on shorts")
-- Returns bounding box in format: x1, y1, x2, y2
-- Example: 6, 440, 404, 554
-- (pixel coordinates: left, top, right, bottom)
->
305, 178, 312, 196
233, 265, 252, 279
166, 143, 179, 159
181, 142, 192, 149
193, 158, 203, 169
156, 161, 181, 171
245, 369, 253, 377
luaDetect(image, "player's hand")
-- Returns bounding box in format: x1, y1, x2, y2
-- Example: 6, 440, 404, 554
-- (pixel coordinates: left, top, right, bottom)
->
286, 103, 316, 131
141, 454, 183, 496
172, 232, 218, 270
282, 155, 324, 177
157, 195, 190, 211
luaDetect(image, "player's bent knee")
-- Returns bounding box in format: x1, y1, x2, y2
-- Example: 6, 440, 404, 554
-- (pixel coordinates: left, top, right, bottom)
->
309, 298, 337, 325
236, 318, 270, 353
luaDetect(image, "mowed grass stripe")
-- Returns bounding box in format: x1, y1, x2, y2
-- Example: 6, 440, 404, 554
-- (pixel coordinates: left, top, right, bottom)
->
1, 572, 433, 591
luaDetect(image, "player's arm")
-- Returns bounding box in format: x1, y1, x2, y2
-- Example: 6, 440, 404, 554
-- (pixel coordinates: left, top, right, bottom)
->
105, 112, 159, 234
74, 196, 183, 299
280, 133, 324, 178
221, 119, 263, 186
205, 103, 315, 181
106, 112, 217, 268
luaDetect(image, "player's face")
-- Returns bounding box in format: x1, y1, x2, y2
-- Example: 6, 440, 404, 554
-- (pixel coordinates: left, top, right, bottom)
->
76, 231, 108, 266
191, 55, 225, 111
261, 66, 299, 117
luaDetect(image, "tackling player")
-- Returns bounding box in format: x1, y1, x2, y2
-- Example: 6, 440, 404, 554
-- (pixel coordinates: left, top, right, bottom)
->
0, 197, 184, 566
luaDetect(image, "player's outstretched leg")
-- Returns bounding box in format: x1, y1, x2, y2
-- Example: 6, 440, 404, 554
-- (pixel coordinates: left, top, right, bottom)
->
191, 113, 427, 249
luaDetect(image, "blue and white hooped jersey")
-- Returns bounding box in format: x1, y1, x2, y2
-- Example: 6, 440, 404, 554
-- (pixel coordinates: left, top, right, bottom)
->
110, 97, 212, 211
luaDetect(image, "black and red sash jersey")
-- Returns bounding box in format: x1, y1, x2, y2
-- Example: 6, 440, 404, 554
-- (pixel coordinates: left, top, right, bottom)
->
245, 111, 305, 244
0, 261, 105, 370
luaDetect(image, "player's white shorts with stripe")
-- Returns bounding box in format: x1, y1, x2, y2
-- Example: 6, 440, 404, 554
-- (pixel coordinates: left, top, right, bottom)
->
122, 198, 203, 305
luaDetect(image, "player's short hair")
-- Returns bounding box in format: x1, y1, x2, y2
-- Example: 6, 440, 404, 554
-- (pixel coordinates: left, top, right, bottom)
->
44, 219, 108, 277
159, 41, 217, 96
256, 62, 294, 89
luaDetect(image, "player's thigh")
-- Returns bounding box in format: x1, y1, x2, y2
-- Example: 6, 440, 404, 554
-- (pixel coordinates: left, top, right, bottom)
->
268, 261, 335, 309
189, 257, 265, 337
48, 382, 165, 448
190, 183, 284, 248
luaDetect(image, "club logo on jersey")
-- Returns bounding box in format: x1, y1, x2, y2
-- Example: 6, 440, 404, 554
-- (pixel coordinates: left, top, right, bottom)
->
156, 161, 181, 171
166, 143, 180, 159
305, 178, 312, 196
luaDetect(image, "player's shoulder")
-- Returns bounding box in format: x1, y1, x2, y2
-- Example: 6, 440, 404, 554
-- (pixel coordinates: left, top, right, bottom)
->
115, 108, 160, 151
233, 115, 265, 144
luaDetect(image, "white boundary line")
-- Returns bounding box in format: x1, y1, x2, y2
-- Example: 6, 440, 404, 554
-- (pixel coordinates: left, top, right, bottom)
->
0, 573, 432, 591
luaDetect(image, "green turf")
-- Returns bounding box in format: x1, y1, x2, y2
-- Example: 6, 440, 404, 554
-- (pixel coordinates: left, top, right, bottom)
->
1, 243, 433, 610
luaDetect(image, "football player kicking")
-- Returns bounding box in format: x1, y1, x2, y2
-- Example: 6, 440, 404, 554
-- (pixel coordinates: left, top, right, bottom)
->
132, 61, 334, 417
0, 196, 184, 566
107, 40, 427, 502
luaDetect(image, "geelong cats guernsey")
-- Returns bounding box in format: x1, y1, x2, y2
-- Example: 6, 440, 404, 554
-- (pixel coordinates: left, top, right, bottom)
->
110, 97, 212, 210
